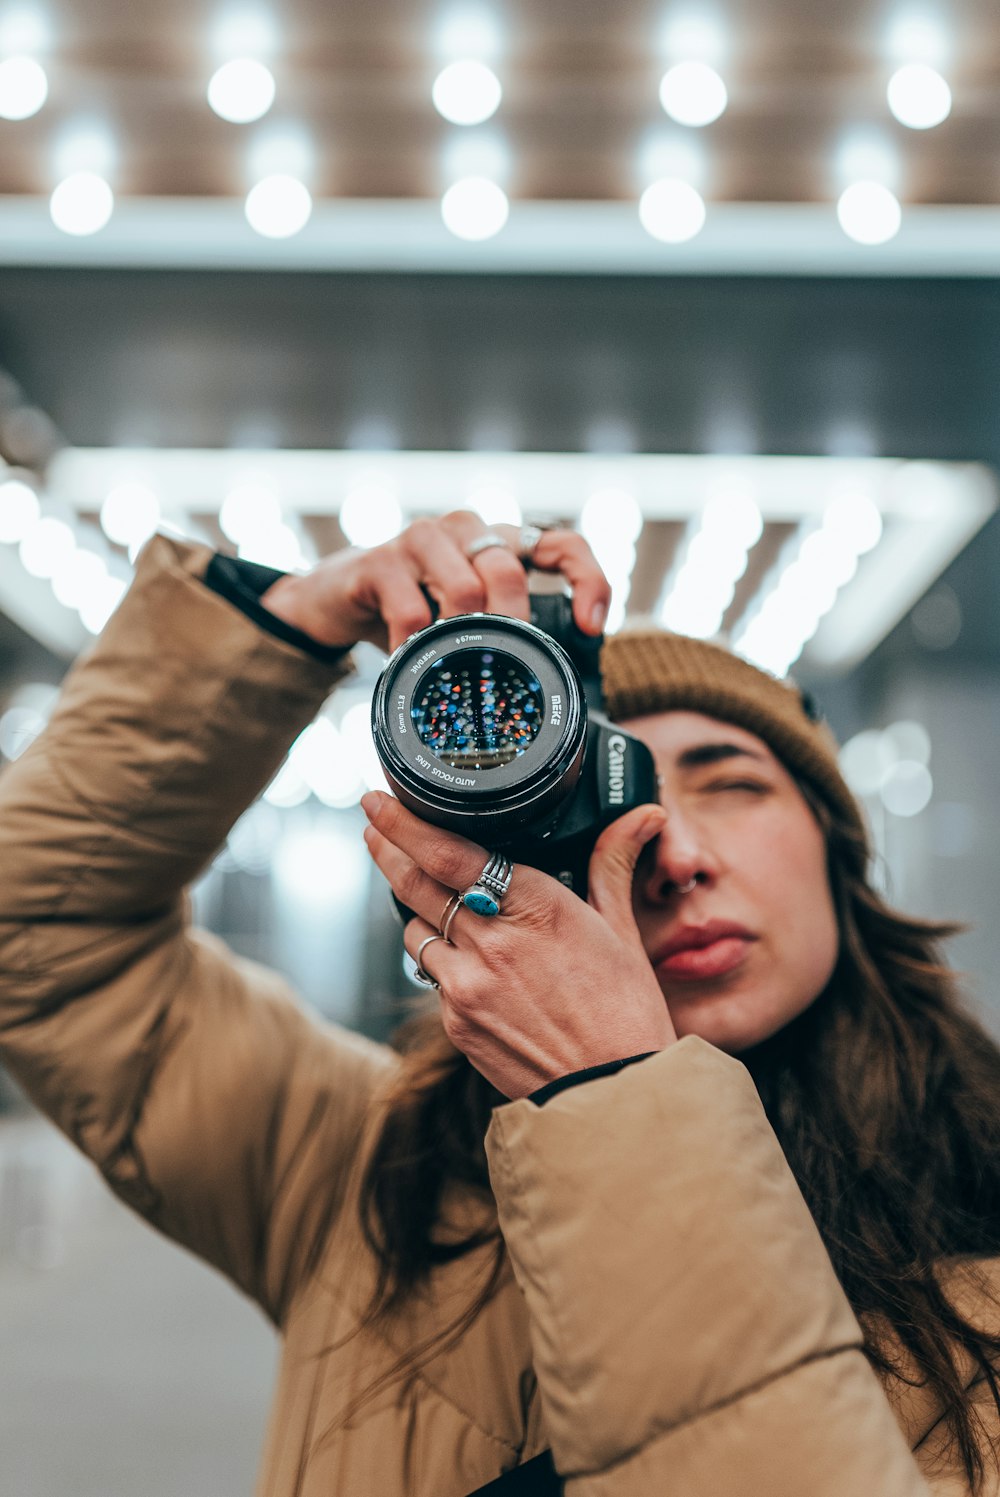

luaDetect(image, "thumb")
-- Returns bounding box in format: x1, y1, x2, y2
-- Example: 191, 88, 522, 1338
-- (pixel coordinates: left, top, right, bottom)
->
587, 803, 667, 930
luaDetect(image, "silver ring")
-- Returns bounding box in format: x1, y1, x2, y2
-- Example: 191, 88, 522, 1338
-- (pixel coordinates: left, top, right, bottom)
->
465, 532, 511, 559
413, 932, 448, 988
517, 523, 544, 564
440, 893, 463, 943
517, 518, 564, 566
461, 852, 513, 917
674, 877, 698, 895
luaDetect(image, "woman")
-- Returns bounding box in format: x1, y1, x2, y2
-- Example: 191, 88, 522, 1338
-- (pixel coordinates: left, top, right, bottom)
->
0, 512, 998, 1495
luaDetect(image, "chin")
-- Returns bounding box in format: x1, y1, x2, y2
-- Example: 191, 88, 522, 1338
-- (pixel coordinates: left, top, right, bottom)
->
663, 985, 796, 1056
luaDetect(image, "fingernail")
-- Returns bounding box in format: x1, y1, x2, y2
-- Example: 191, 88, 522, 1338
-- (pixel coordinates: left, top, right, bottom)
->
360, 792, 381, 822
641, 810, 666, 840
590, 601, 608, 632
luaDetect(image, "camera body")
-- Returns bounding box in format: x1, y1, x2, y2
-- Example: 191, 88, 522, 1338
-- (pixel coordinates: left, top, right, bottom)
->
371, 593, 657, 901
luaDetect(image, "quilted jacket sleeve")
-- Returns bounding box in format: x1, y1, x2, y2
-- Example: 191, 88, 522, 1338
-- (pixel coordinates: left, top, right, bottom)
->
485, 1036, 939, 1496
0, 533, 393, 1327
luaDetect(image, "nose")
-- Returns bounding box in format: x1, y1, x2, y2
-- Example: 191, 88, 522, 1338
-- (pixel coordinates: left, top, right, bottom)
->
636, 806, 718, 907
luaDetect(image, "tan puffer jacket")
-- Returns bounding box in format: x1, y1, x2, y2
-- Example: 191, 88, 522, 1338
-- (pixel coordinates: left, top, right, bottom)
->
0, 534, 997, 1497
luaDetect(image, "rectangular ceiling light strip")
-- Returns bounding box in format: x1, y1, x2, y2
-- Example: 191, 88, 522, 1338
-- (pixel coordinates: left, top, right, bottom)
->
39, 448, 997, 674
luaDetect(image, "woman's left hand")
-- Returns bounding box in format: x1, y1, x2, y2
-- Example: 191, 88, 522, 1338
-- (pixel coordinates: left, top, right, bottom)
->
361, 791, 677, 1100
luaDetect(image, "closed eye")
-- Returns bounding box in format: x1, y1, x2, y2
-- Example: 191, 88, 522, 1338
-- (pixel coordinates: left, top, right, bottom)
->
706, 780, 770, 794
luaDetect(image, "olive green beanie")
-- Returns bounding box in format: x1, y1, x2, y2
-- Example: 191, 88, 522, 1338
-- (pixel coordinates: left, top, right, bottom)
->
599, 626, 867, 842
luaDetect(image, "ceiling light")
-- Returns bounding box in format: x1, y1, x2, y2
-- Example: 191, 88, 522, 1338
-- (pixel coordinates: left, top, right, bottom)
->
884, 15, 949, 68
833, 131, 899, 192
246, 122, 315, 184
245, 175, 312, 238
882, 719, 931, 766
465, 486, 521, 526
51, 547, 107, 611
433, 7, 503, 62
238, 521, 305, 571
100, 481, 160, 548
822, 490, 883, 552
19, 515, 76, 578
836, 182, 901, 245
441, 176, 509, 240
0, 55, 47, 119
50, 173, 114, 236
636, 129, 706, 193
291, 719, 365, 808
263, 757, 311, 808
208, 58, 275, 123
441, 129, 510, 185
220, 482, 282, 543
840, 729, 898, 796
581, 488, 643, 547
880, 760, 933, 817
658, 61, 727, 127
887, 63, 951, 129
0, 476, 41, 542
210, 11, 279, 61
339, 699, 390, 792
79, 574, 128, 635
660, 13, 727, 65
638, 178, 706, 243
339, 484, 403, 548
432, 59, 502, 125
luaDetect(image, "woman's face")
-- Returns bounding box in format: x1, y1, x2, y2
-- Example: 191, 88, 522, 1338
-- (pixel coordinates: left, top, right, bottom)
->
615, 709, 839, 1055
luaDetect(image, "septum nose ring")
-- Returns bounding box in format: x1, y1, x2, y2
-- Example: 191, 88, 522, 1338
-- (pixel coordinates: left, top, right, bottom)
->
674, 877, 698, 895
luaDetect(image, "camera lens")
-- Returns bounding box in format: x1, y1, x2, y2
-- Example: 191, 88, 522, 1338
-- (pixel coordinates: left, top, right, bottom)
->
372, 613, 587, 839
411, 648, 543, 770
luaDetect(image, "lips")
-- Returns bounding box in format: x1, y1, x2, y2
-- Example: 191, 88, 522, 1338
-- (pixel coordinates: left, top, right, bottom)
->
652, 921, 757, 982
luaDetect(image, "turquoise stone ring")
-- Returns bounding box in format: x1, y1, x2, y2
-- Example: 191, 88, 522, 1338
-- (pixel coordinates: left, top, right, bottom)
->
460, 852, 514, 917
462, 887, 501, 917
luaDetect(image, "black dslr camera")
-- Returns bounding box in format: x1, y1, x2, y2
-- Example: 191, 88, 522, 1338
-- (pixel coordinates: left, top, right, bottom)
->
370, 593, 657, 901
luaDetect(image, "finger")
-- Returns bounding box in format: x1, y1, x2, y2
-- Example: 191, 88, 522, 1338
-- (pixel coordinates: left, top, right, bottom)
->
361, 790, 535, 915
401, 518, 487, 620
439, 512, 530, 621
469, 544, 531, 621
361, 556, 435, 654
363, 822, 458, 933
587, 804, 667, 932
528, 529, 613, 636
404, 916, 455, 987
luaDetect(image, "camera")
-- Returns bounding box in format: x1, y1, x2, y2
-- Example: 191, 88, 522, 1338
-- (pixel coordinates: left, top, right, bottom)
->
370, 593, 657, 902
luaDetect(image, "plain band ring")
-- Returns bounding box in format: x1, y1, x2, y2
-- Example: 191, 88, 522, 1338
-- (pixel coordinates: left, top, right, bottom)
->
517, 523, 545, 565
413, 933, 448, 988
465, 533, 511, 559
440, 893, 463, 943
517, 518, 563, 566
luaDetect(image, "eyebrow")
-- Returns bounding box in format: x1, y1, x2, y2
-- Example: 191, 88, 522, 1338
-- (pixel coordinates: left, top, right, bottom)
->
674, 743, 769, 770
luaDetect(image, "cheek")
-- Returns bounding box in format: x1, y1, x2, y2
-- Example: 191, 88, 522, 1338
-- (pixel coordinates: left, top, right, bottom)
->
757, 813, 838, 999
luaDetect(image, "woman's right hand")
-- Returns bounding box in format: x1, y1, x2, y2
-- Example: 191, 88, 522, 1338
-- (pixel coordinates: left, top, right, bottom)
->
259, 510, 612, 654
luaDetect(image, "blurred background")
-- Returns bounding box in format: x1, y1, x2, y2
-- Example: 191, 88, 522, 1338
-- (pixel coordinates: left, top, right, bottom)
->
1, 2, 999, 1492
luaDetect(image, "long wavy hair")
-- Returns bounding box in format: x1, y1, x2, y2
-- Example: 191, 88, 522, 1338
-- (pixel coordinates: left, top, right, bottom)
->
354, 782, 1000, 1489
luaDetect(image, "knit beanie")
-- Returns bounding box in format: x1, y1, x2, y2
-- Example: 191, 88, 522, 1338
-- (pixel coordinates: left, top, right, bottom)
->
599, 626, 867, 842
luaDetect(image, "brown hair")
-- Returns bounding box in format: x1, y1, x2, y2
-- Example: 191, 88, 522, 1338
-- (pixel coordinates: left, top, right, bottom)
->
355, 789, 1000, 1487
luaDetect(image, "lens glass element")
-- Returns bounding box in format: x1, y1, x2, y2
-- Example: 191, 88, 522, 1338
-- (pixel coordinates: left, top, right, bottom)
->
412, 648, 543, 769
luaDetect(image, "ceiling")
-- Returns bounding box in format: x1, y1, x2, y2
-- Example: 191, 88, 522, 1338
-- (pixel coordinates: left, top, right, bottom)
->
2, 4, 1000, 692
1, 0, 998, 206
